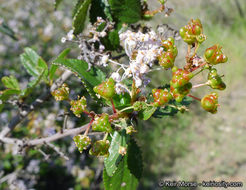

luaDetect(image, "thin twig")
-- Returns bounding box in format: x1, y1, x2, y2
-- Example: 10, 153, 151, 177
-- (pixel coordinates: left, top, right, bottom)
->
110, 99, 117, 114
0, 70, 72, 139
188, 94, 201, 101
35, 147, 50, 161
62, 113, 69, 133
45, 142, 69, 161
192, 83, 208, 89
0, 123, 88, 146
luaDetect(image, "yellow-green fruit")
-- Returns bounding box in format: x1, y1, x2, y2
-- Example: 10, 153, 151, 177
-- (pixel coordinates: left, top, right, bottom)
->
70, 96, 87, 117
51, 83, 69, 101
201, 92, 218, 114
92, 113, 112, 133
93, 78, 115, 99
73, 135, 91, 153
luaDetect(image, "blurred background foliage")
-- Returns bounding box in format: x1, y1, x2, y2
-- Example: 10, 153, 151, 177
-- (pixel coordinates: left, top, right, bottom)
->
0, 0, 246, 189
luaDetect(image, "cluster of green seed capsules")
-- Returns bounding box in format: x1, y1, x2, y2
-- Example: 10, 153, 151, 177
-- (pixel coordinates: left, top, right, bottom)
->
51, 81, 115, 156
51, 78, 135, 156
154, 19, 228, 114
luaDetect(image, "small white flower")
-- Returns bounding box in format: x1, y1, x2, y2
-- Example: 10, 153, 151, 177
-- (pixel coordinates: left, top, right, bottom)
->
100, 55, 109, 67
135, 77, 142, 88
125, 68, 132, 77
67, 30, 74, 40
100, 31, 107, 37
61, 37, 66, 43
139, 64, 149, 74
99, 44, 105, 52
97, 17, 104, 23
111, 72, 121, 82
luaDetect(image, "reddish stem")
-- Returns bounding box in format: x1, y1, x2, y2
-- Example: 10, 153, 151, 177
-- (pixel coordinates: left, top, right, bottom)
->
84, 119, 94, 136
188, 94, 201, 101
192, 83, 208, 89
191, 62, 207, 72
110, 98, 117, 114
109, 113, 119, 122
83, 111, 90, 116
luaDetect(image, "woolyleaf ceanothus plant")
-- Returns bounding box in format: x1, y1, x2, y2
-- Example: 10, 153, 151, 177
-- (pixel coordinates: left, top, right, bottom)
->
0, 0, 228, 189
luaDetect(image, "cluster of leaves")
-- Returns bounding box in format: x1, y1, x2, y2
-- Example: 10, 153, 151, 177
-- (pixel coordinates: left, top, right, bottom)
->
0, 48, 48, 111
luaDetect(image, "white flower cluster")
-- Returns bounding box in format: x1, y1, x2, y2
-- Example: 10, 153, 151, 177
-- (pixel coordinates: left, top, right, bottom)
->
73, 17, 115, 69
87, 17, 113, 43
117, 29, 163, 88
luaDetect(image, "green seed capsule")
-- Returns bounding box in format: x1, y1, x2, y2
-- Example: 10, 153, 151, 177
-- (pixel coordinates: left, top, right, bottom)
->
92, 113, 112, 133
204, 45, 228, 65
70, 96, 87, 117
73, 135, 91, 153
93, 78, 115, 99
51, 83, 69, 101
152, 88, 172, 106
201, 92, 218, 114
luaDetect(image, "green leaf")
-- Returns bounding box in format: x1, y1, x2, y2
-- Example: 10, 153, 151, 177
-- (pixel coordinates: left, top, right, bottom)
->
94, 67, 106, 82
0, 89, 21, 112
153, 96, 193, 118
52, 58, 105, 101
108, 30, 120, 48
89, 0, 108, 23
104, 130, 128, 176
0, 22, 18, 40
73, 0, 85, 18
112, 93, 131, 110
20, 48, 48, 80
73, 0, 92, 35
0, 89, 21, 100
49, 48, 71, 81
138, 105, 157, 120
127, 138, 143, 180
0, 104, 4, 112
54, 0, 63, 10
53, 58, 102, 86
101, 29, 120, 50
1, 76, 20, 90
108, 0, 142, 24
103, 155, 139, 190
20, 69, 46, 98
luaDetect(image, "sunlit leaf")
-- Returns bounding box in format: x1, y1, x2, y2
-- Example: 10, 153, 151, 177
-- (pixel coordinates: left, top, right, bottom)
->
49, 48, 71, 81
138, 105, 157, 120
73, 0, 91, 35
20, 48, 48, 81
1, 75, 20, 90
104, 130, 128, 176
